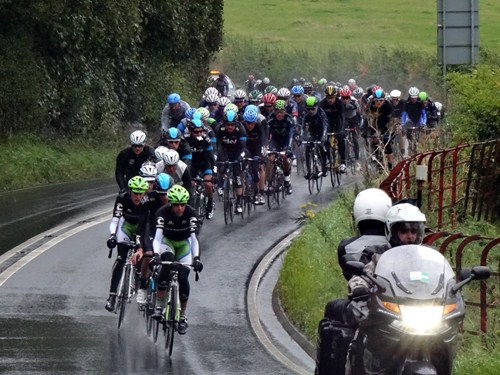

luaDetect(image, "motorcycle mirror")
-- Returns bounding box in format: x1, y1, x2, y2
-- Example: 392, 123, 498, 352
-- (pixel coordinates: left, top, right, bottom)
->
459, 268, 472, 281
471, 266, 490, 280
345, 261, 365, 276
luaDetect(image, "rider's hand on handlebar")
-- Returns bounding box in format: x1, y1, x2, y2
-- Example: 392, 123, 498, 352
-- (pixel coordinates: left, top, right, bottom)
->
193, 256, 203, 272
106, 234, 117, 249
150, 253, 161, 268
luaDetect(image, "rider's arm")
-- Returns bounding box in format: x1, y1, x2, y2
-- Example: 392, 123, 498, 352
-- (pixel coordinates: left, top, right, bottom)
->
109, 195, 124, 234
190, 232, 200, 259
152, 228, 163, 255
419, 108, 427, 126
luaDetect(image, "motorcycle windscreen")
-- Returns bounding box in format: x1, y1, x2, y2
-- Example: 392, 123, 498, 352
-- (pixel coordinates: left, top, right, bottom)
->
374, 245, 455, 300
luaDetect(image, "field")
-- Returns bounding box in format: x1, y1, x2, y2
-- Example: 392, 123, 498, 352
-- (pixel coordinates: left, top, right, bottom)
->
224, 0, 500, 53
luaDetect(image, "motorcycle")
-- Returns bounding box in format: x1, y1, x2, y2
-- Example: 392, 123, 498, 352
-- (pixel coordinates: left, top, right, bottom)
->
344, 244, 490, 375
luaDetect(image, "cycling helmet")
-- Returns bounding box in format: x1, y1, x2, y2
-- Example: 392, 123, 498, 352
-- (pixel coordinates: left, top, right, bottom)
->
372, 85, 383, 93
303, 82, 314, 93
339, 87, 352, 98
154, 173, 173, 194
274, 99, 286, 110
223, 103, 239, 114
408, 87, 420, 98
155, 146, 169, 161
205, 93, 219, 104
263, 77, 270, 85
128, 176, 149, 193
418, 91, 428, 101
291, 78, 300, 86
353, 87, 364, 99
189, 118, 203, 129
324, 85, 338, 96
233, 89, 246, 100
243, 107, 259, 122
317, 78, 327, 85
385, 203, 426, 246
167, 93, 181, 104
165, 127, 181, 140
204, 87, 219, 97
373, 89, 385, 99
130, 130, 146, 145
248, 90, 263, 102
299, 77, 306, 84
162, 149, 180, 166
262, 93, 277, 105
390, 89, 401, 100
167, 185, 190, 204
435, 101, 443, 111
276, 87, 291, 99
305, 96, 318, 108
224, 110, 237, 122
264, 85, 277, 94
348, 78, 356, 86
291, 85, 304, 95
352, 188, 392, 225
196, 107, 210, 122
217, 96, 231, 107
139, 161, 158, 182
184, 107, 197, 120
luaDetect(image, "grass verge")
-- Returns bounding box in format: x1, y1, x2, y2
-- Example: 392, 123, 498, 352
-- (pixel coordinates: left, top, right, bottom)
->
277, 188, 499, 373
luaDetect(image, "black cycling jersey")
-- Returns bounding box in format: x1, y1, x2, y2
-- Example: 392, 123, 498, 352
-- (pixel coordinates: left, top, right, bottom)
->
185, 130, 215, 175
303, 107, 328, 141
215, 122, 247, 160
115, 146, 156, 191
243, 122, 266, 157
155, 204, 197, 241
367, 100, 394, 134
267, 112, 295, 150
319, 97, 345, 133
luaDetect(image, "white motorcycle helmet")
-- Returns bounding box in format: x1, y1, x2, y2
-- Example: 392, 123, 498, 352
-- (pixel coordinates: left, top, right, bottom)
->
130, 130, 146, 145
353, 188, 392, 226
385, 203, 426, 246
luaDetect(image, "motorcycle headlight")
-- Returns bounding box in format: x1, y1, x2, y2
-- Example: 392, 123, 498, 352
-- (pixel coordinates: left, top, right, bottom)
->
390, 305, 446, 335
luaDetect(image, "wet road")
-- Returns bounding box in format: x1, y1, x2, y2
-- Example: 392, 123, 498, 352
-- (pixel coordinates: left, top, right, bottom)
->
0, 172, 358, 374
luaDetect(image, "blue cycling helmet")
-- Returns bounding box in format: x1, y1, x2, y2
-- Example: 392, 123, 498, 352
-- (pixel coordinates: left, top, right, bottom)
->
243, 107, 259, 122
154, 173, 173, 194
185, 107, 197, 120
245, 104, 259, 113
167, 93, 181, 104
374, 89, 385, 99
166, 127, 181, 140
225, 110, 237, 122
191, 118, 203, 128
291, 85, 304, 95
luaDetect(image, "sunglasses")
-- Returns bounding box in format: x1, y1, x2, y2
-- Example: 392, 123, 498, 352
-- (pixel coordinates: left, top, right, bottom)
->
275, 110, 285, 114
132, 144, 144, 148
326, 96, 336, 100
374, 99, 384, 103
225, 122, 236, 127
398, 227, 418, 234
264, 104, 273, 108
171, 203, 186, 207
167, 140, 180, 143
192, 129, 204, 134
157, 192, 168, 196
245, 121, 256, 125
293, 94, 301, 98
341, 97, 350, 100
306, 107, 316, 111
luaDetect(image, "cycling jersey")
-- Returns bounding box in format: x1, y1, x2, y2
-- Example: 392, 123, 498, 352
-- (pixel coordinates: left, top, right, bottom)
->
319, 97, 345, 133
154, 204, 198, 243
303, 108, 328, 141
367, 100, 394, 135
243, 121, 266, 157
401, 99, 426, 125
160, 100, 190, 131
215, 122, 247, 160
267, 112, 295, 151
185, 129, 215, 176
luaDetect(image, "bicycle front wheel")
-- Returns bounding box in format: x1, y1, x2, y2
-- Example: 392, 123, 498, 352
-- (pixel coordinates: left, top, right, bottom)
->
117, 266, 131, 329
223, 181, 231, 225
313, 149, 323, 193
164, 286, 177, 356
307, 150, 315, 194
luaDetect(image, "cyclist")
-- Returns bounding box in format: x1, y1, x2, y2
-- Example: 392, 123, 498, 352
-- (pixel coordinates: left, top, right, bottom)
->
244, 74, 256, 93
115, 130, 156, 193
366, 89, 395, 169
212, 96, 231, 123
242, 105, 267, 205
232, 89, 247, 116
303, 81, 321, 101
401, 87, 426, 157
184, 118, 216, 219
290, 85, 307, 123
260, 93, 277, 118
158, 127, 192, 167
156, 149, 192, 198
214, 73, 229, 97
248, 90, 263, 107
198, 87, 219, 108
135, 172, 173, 305
215, 109, 248, 213
105, 176, 149, 312
419, 91, 439, 128
151, 185, 203, 335
276, 87, 298, 119
139, 161, 158, 195
347, 78, 358, 91
339, 86, 361, 167
389, 89, 406, 157
267, 99, 295, 194
161, 93, 190, 132
319, 86, 346, 173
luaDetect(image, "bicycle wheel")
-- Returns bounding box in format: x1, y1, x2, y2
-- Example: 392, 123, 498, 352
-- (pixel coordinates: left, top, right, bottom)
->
228, 179, 235, 222
164, 285, 177, 356
266, 168, 274, 210
117, 266, 130, 329
313, 148, 323, 193
329, 148, 336, 188
145, 280, 156, 336
223, 180, 231, 225
307, 149, 315, 194
244, 173, 253, 216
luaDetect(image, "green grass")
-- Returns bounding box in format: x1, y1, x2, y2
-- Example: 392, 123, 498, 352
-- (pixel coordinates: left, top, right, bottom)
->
277, 189, 500, 373
224, 0, 500, 54
0, 133, 121, 191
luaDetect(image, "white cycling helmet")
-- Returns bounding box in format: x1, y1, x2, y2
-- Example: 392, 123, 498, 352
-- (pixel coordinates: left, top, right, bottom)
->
408, 87, 420, 98
353, 188, 392, 225
204, 87, 219, 97
162, 149, 180, 166
263, 77, 270, 85
139, 162, 157, 182
390, 89, 401, 99
434, 101, 443, 111
130, 130, 146, 145
385, 203, 426, 246
233, 89, 246, 100
277, 87, 291, 98
217, 96, 231, 106
154, 146, 169, 161
348, 78, 356, 85
205, 93, 219, 104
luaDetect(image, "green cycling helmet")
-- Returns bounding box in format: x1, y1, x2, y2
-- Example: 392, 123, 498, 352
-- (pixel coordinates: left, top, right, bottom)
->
418, 91, 428, 101
248, 90, 263, 101
274, 99, 286, 110
167, 185, 190, 204
264, 85, 277, 94
128, 176, 149, 193
305, 96, 318, 107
